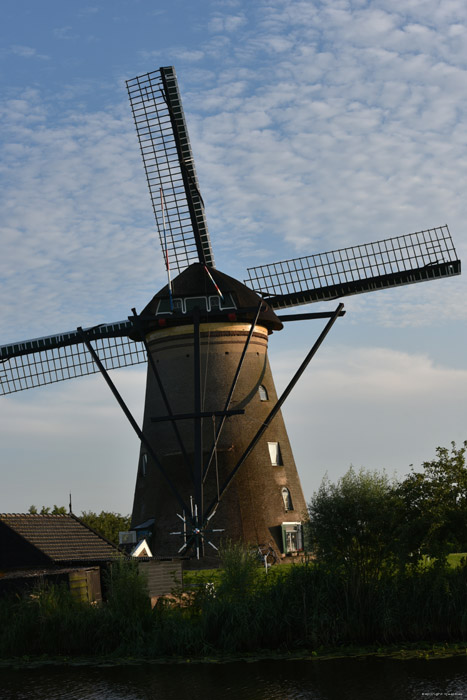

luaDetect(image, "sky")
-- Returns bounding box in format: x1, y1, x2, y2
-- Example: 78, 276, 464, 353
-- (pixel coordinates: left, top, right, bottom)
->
0, 0, 466, 516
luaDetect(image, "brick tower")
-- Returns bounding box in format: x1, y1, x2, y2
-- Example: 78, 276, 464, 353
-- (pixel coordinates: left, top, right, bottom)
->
130, 264, 307, 559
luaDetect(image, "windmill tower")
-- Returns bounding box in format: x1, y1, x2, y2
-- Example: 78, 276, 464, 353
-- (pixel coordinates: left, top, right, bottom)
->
130, 264, 309, 558
0, 66, 461, 562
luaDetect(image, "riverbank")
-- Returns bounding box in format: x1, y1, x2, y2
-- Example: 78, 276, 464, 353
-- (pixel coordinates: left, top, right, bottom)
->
1, 641, 467, 670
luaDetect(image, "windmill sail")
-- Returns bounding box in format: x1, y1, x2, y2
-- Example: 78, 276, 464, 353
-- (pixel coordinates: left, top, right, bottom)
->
0, 322, 145, 396
245, 226, 461, 309
2, 226, 460, 396
126, 66, 215, 275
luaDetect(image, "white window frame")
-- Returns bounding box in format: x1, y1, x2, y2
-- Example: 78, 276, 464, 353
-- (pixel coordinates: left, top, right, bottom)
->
281, 522, 303, 553
281, 487, 293, 511
156, 293, 237, 315
185, 296, 208, 312
268, 441, 282, 466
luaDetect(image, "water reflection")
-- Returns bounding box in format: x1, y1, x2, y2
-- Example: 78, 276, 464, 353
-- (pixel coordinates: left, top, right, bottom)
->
1, 656, 467, 700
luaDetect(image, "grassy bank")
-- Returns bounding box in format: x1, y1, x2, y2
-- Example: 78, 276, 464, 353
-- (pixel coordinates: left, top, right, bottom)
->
1, 553, 467, 659
1, 642, 467, 669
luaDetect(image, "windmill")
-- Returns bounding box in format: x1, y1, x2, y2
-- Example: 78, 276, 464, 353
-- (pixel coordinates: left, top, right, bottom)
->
0, 67, 461, 562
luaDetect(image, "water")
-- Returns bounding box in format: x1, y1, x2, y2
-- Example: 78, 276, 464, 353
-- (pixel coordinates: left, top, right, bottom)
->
1, 657, 466, 700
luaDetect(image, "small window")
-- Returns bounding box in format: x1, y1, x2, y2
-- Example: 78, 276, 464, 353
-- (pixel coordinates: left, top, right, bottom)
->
222, 292, 236, 309
209, 296, 220, 311
281, 487, 293, 511
156, 297, 182, 314
208, 293, 236, 311
140, 453, 148, 477
268, 441, 282, 466
281, 522, 303, 553
258, 385, 268, 401
185, 297, 208, 312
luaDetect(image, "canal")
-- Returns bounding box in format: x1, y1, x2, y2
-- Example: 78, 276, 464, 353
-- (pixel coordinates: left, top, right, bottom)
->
1, 656, 466, 699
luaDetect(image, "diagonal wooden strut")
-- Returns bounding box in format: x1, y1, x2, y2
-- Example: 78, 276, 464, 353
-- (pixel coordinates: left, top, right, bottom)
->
129, 309, 194, 483
193, 308, 203, 553
78, 327, 191, 517
203, 297, 265, 483
202, 303, 345, 523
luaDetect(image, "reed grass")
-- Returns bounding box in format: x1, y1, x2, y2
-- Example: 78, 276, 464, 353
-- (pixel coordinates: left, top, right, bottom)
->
1, 555, 467, 659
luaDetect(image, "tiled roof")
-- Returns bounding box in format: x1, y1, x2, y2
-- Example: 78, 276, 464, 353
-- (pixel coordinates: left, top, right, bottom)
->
0, 514, 121, 563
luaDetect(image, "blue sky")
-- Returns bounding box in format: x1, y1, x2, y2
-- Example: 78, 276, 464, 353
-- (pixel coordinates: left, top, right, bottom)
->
1, 0, 466, 515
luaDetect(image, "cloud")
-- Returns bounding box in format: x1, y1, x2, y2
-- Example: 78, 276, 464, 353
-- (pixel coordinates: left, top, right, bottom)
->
4, 1, 465, 341
53, 26, 75, 40
171, 49, 205, 62
271, 344, 467, 498
0, 90, 167, 343
8, 45, 49, 60
140, 48, 205, 65
209, 13, 247, 33
2, 340, 464, 512
173, 0, 467, 326
0, 368, 146, 514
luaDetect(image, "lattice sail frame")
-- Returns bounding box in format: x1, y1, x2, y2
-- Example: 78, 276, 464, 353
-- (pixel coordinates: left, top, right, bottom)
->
246, 226, 461, 309
126, 66, 215, 275
0, 322, 145, 396
1, 226, 461, 396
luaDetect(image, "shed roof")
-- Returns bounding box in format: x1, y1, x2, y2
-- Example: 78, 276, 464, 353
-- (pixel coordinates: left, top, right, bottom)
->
0, 513, 121, 564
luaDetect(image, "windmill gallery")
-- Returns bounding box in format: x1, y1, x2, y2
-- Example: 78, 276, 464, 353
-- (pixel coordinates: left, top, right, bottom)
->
0, 67, 461, 563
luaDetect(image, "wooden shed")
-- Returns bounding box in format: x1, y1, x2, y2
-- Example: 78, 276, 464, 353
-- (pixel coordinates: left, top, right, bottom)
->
0, 513, 121, 602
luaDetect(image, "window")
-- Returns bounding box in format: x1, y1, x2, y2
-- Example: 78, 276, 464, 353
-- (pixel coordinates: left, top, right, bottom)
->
156, 297, 182, 314
209, 292, 236, 310
268, 441, 282, 466
156, 293, 236, 315
258, 385, 268, 401
224, 292, 236, 309
140, 453, 148, 477
281, 487, 293, 511
281, 522, 303, 554
185, 297, 208, 312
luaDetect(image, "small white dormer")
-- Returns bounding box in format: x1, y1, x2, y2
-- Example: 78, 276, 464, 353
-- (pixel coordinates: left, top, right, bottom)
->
130, 538, 153, 558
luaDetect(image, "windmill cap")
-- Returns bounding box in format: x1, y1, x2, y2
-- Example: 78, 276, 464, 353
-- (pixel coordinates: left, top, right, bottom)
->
138, 263, 283, 332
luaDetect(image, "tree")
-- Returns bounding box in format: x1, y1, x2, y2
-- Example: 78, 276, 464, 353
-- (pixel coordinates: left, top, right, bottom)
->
80, 511, 131, 545
28, 505, 67, 515
306, 441, 467, 581
306, 467, 403, 582
397, 441, 467, 563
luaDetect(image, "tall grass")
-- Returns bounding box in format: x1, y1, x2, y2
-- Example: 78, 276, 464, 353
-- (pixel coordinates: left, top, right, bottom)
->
0, 582, 99, 656
1, 554, 467, 658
